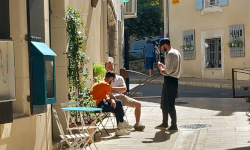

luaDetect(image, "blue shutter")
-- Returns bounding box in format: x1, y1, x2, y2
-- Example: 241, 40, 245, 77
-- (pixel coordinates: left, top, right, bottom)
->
218, 0, 228, 6
195, 0, 203, 10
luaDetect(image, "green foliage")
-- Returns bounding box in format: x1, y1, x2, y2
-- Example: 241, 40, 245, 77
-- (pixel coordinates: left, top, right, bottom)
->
246, 96, 250, 103
129, 53, 142, 61
93, 62, 106, 82
66, 7, 95, 107
126, 0, 163, 38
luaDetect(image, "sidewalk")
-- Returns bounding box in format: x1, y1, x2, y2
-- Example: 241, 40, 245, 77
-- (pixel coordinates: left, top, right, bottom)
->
92, 95, 250, 150
89, 72, 250, 150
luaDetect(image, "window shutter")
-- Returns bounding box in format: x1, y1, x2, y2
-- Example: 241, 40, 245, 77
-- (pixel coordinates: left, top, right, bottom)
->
195, 0, 203, 10
218, 0, 228, 6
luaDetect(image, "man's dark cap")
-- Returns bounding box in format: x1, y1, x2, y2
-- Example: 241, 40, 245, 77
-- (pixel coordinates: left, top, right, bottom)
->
160, 38, 171, 46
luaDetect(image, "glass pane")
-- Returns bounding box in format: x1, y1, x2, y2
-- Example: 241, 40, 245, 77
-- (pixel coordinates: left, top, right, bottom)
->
45, 61, 54, 98
210, 0, 216, 5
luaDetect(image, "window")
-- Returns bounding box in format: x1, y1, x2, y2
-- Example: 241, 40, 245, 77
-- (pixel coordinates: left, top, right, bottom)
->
196, 0, 228, 10
205, 0, 218, 8
206, 38, 221, 68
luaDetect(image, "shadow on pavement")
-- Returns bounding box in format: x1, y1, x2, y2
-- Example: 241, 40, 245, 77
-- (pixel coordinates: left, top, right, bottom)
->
227, 146, 250, 150
141, 130, 176, 143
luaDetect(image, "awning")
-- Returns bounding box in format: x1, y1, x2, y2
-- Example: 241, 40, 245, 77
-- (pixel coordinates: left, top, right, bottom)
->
31, 41, 56, 56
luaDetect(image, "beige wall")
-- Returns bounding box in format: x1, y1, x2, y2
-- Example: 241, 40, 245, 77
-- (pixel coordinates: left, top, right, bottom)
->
0, 0, 52, 150
51, 0, 124, 140
0, 0, 125, 149
167, 0, 250, 79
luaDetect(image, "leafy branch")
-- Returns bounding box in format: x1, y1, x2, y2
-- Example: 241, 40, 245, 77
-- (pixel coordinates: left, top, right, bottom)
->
66, 7, 95, 107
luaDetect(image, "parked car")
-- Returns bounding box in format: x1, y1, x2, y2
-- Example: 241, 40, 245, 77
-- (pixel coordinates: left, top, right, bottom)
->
130, 37, 160, 59
130, 39, 147, 59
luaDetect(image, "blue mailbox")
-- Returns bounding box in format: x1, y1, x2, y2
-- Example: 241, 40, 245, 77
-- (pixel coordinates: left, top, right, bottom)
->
31, 41, 56, 105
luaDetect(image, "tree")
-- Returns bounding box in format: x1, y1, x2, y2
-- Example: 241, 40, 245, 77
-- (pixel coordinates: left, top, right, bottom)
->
125, 0, 163, 38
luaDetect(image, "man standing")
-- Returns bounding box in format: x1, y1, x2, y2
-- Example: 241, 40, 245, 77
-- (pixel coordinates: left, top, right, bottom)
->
155, 38, 181, 131
105, 61, 145, 131
144, 39, 154, 76
90, 71, 133, 136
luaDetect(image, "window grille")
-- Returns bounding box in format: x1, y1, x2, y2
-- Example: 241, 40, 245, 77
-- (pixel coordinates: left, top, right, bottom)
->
206, 38, 221, 68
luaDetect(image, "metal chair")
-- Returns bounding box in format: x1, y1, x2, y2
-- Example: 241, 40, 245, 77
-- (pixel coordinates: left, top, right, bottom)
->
52, 108, 91, 149
95, 111, 116, 135
61, 101, 98, 148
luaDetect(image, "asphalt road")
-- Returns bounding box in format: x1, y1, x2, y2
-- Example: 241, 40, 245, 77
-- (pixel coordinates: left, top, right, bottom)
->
131, 83, 250, 99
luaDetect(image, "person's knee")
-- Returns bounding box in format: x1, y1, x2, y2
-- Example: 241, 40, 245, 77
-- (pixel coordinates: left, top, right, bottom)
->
133, 102, 141, 109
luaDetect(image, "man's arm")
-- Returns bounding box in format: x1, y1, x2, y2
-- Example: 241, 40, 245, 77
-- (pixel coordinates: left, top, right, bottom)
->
111, 85, 127, 94
106, 92, 116, 108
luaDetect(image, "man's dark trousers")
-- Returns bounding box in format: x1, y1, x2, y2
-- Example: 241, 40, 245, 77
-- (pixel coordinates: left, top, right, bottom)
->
97, 99, 124, 124
161, 76, 178, 126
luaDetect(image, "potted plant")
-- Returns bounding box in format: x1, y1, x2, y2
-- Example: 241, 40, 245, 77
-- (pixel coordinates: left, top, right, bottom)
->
93, 62, 106, 82
186, 44, 193, 50
236, 40, 243, 47
227, 41, 233, 47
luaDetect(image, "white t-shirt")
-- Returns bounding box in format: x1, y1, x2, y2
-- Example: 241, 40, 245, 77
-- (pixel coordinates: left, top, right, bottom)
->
111, 75, 126, 96
165, 48, 181, 78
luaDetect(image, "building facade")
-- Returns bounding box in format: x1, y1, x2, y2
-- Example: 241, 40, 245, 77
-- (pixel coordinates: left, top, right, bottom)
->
164, 0, 250, 80
0, 0, 125, 149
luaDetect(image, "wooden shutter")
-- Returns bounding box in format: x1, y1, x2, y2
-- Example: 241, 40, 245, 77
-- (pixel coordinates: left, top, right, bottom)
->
195, 0, 203, 10
183, 30, 196, 60
218, 0, 228, 6
229, 24, 245, 57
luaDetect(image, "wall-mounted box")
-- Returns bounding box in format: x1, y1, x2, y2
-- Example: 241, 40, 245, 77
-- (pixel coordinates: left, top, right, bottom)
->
0, 40, 16, 103
31, 41, 56, 105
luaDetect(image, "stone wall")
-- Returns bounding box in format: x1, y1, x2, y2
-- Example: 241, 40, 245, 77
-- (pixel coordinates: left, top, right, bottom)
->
129, 59, 159, 74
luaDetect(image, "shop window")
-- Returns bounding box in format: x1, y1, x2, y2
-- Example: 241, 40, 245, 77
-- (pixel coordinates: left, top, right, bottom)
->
205, 38, 221, 68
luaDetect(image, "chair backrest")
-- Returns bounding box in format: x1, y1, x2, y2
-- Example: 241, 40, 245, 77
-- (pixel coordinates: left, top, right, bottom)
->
61, 101, 80, 107
52, 108, 66, 138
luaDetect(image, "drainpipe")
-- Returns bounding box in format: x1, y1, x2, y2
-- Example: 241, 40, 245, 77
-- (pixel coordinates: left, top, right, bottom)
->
164, 0, 169, 38
26, 0, 34, 114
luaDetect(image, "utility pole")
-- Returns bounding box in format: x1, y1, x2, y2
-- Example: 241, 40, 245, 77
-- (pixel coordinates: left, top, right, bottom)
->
124, 19, 130, 92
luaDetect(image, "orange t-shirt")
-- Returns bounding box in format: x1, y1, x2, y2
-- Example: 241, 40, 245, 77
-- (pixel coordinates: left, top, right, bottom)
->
90, 80, 111, 105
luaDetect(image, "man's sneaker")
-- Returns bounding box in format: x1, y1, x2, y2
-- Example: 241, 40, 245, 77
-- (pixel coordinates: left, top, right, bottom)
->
115, 129, 130, 136
155, 123, 168, 130
134, 123, 145, 131
167, 125, 178, 131
117, 120, 133, 130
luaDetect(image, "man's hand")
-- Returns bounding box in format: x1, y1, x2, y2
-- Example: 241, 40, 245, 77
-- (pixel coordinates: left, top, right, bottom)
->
111, 99, 116, 108
157, 61, 165, 70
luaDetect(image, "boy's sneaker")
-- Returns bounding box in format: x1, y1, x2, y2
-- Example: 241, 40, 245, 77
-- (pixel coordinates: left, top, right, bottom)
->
115, 129, 130, 136
134, 123, 145, 131
155, 123, 168, 130
167, 125, 178, 131
117, 120, 133, 130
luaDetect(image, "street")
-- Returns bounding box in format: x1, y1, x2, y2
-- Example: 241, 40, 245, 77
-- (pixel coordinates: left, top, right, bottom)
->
132, 83, 250, 98
93, 83, 250, 150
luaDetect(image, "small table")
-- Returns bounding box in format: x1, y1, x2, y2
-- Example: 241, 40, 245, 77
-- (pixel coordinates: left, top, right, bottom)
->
61, 107, 102, 112
61, 107, 102, 149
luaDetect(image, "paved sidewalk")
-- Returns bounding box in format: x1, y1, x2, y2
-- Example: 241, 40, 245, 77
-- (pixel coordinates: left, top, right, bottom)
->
87, 72, 250, 150
91, 97, 250, 150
